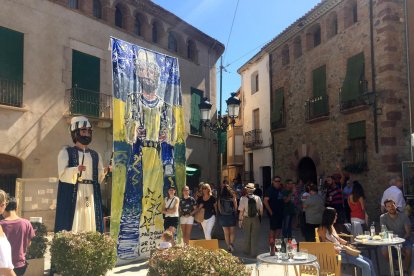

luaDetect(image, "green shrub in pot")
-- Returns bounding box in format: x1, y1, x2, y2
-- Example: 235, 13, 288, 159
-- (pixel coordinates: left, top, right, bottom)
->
50, 231, 116, 276
26, 222, 48, 259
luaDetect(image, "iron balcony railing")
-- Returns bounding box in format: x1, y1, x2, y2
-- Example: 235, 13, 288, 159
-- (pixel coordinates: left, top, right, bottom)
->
65, 87, 112, 119
244, 129, 263, 148
0, 78, 23, 108
343, 145, 368, 173
305, 94, 329, 121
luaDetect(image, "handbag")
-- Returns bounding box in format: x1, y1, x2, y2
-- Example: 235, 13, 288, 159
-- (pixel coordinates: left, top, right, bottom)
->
163, 197, 175, 219
194, 208, 205, 223
343, 244, 361, 257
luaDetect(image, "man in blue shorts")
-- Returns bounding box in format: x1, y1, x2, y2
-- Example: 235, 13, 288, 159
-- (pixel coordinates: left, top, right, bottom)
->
380, 199, 412, 273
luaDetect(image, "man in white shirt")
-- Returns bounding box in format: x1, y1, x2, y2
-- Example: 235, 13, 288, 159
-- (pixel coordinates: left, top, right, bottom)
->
381, 176, 406, 212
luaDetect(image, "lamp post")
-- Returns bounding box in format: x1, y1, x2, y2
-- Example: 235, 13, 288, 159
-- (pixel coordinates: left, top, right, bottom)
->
199, 92, 240, 186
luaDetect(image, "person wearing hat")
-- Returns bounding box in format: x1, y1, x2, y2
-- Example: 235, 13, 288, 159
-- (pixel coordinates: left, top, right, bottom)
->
238, 183, 263, 257
54, 116, 110, 233
162, 185, 180, 233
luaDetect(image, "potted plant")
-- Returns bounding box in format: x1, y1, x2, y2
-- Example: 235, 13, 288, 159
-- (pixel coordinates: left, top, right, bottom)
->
50, 231, 116, 276
148, 245, 251, 276
26, 222, 48, 276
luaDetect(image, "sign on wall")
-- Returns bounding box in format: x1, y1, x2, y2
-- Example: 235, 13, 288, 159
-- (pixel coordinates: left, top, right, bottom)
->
110, 38, 186, 262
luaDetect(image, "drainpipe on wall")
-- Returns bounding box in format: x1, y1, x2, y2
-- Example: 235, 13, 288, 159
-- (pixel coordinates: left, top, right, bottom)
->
404, 0, 414, 161
369, 0, 379, 153
269, 53, 276, 174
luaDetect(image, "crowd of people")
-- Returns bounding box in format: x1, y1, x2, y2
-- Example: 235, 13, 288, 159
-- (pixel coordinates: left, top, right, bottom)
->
157, 170, 413, 275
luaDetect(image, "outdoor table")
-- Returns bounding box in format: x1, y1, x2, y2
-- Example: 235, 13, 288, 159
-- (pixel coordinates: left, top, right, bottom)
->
354, 237, 405, 276
256, 252, 320, 276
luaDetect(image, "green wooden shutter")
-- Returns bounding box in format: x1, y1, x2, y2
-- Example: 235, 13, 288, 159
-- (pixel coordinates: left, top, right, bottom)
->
72, 50, 100, 117
341, 52, 365, 102
348, 121, 366, 139
312, 65, 326, 115
190, 88, 202, 135
271, 88, 284, 126
0, 26, 24, 107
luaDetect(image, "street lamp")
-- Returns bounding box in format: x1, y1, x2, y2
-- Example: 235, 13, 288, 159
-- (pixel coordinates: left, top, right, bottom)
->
199, 92, 240, 187
199, 93, 240, 132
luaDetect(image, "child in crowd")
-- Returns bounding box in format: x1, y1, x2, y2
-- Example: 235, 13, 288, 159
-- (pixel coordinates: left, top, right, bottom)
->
158, 230, 174, 250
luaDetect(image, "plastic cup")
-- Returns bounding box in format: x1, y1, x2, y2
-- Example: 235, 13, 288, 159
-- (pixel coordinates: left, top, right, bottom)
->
300, 248, 308, 260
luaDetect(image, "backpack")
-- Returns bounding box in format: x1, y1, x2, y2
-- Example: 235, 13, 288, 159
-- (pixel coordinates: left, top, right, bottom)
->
247, 196, 258, 217
220, 199, 234, 215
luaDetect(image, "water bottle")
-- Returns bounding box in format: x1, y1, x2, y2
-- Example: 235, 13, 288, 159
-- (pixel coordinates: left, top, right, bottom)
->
370, 222, 375, 237
281, 238, 287, 253
291, 238, 298, 253
269, 235, 275, 256
381, 224, 388, 239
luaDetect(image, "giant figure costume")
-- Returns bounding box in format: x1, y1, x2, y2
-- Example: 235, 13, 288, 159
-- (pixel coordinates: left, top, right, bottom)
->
54, 116, 105, 233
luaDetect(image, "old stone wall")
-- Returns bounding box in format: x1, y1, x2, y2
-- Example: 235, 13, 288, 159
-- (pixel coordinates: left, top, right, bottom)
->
268, 0, 409, 219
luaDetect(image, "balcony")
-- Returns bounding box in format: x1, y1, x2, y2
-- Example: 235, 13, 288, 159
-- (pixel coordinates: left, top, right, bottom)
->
65, 87, 112, 119
0, 78, 23, 107
343, 145, 368, 174
244, 129, 263, 148
305, 94, 329, 121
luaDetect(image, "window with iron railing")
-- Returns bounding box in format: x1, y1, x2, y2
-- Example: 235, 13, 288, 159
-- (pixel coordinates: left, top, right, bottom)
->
244, 129, 263, 148
66, 88, 112, 119
0, 27, 24, 107
340, 52, 366, 110
305, 95, 329, 121
344, 121, 367, 173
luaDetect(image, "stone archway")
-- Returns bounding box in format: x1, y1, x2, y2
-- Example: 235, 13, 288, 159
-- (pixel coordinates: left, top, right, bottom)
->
297, 157, 317, 186
0, 154, 22, 196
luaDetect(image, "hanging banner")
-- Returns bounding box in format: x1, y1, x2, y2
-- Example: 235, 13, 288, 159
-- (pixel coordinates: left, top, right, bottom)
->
110, 37, 186, 262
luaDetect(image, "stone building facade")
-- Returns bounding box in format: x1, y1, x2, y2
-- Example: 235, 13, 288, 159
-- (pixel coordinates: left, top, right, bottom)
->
260, 0, 410, 216
0, 0, 223, 228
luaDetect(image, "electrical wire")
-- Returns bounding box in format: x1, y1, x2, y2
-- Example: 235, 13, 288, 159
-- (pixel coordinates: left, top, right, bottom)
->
222, 0, 240, 65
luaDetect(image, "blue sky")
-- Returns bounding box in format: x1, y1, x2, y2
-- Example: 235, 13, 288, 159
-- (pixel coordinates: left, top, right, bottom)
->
153, 0, 321, 110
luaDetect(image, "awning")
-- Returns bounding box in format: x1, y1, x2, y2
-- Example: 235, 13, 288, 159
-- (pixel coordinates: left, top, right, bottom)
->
186, 166, 199, 176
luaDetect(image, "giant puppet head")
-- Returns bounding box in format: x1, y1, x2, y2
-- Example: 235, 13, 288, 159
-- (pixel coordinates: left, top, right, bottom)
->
70, 116, 92, 145
136, 49, 161, 98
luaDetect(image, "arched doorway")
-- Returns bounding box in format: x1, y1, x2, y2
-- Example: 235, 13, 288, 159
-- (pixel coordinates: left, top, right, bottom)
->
297, 157, 317, 186
0, 154, 22, 196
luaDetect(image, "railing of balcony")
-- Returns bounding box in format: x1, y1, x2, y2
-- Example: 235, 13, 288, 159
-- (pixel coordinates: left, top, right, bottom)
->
244, 129, 263, 148
65, 87, 112, 119
340, 94, 367, 111
0, 78, 23, 108
343, 145, 368, 173
305, 94, 329, 121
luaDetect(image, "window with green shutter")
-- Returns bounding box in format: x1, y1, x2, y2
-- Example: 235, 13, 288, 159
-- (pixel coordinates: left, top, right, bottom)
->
311, 65, 328, 117
345, 121, 367, 173
71, 50, 100, 117
271, 88, 285, 129
0, 26, 24, 107
341, 52, 365, 108
190, 87, 203, 135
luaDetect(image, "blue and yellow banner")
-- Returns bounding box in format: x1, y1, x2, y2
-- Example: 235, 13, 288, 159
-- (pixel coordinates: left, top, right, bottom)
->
110, 37, 185, 262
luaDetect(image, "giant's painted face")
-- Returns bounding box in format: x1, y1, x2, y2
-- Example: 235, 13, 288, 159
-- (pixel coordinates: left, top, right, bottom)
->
136, 50, 160, 96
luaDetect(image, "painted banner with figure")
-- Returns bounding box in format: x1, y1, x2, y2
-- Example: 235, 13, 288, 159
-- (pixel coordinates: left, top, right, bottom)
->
110, 37, 186, 262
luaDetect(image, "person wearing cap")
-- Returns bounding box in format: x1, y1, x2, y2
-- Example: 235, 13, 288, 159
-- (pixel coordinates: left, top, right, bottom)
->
238, 183, 263, 257
54, 116, 109, 233
162, 185, 180, 233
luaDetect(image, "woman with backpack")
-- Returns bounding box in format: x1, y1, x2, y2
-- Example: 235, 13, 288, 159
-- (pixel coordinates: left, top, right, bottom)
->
238, 183, 263, 257
218, 185, 238, 252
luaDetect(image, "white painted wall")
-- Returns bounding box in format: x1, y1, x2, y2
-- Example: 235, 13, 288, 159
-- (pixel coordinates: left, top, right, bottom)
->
240, 54, 272, 186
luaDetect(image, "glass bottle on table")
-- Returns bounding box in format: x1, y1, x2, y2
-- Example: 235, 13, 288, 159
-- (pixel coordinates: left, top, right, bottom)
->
281, 238, 287, 253
370, 222, 375, 237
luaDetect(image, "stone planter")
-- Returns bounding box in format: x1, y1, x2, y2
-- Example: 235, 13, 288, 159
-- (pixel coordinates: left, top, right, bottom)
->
26, 258, 44, 276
